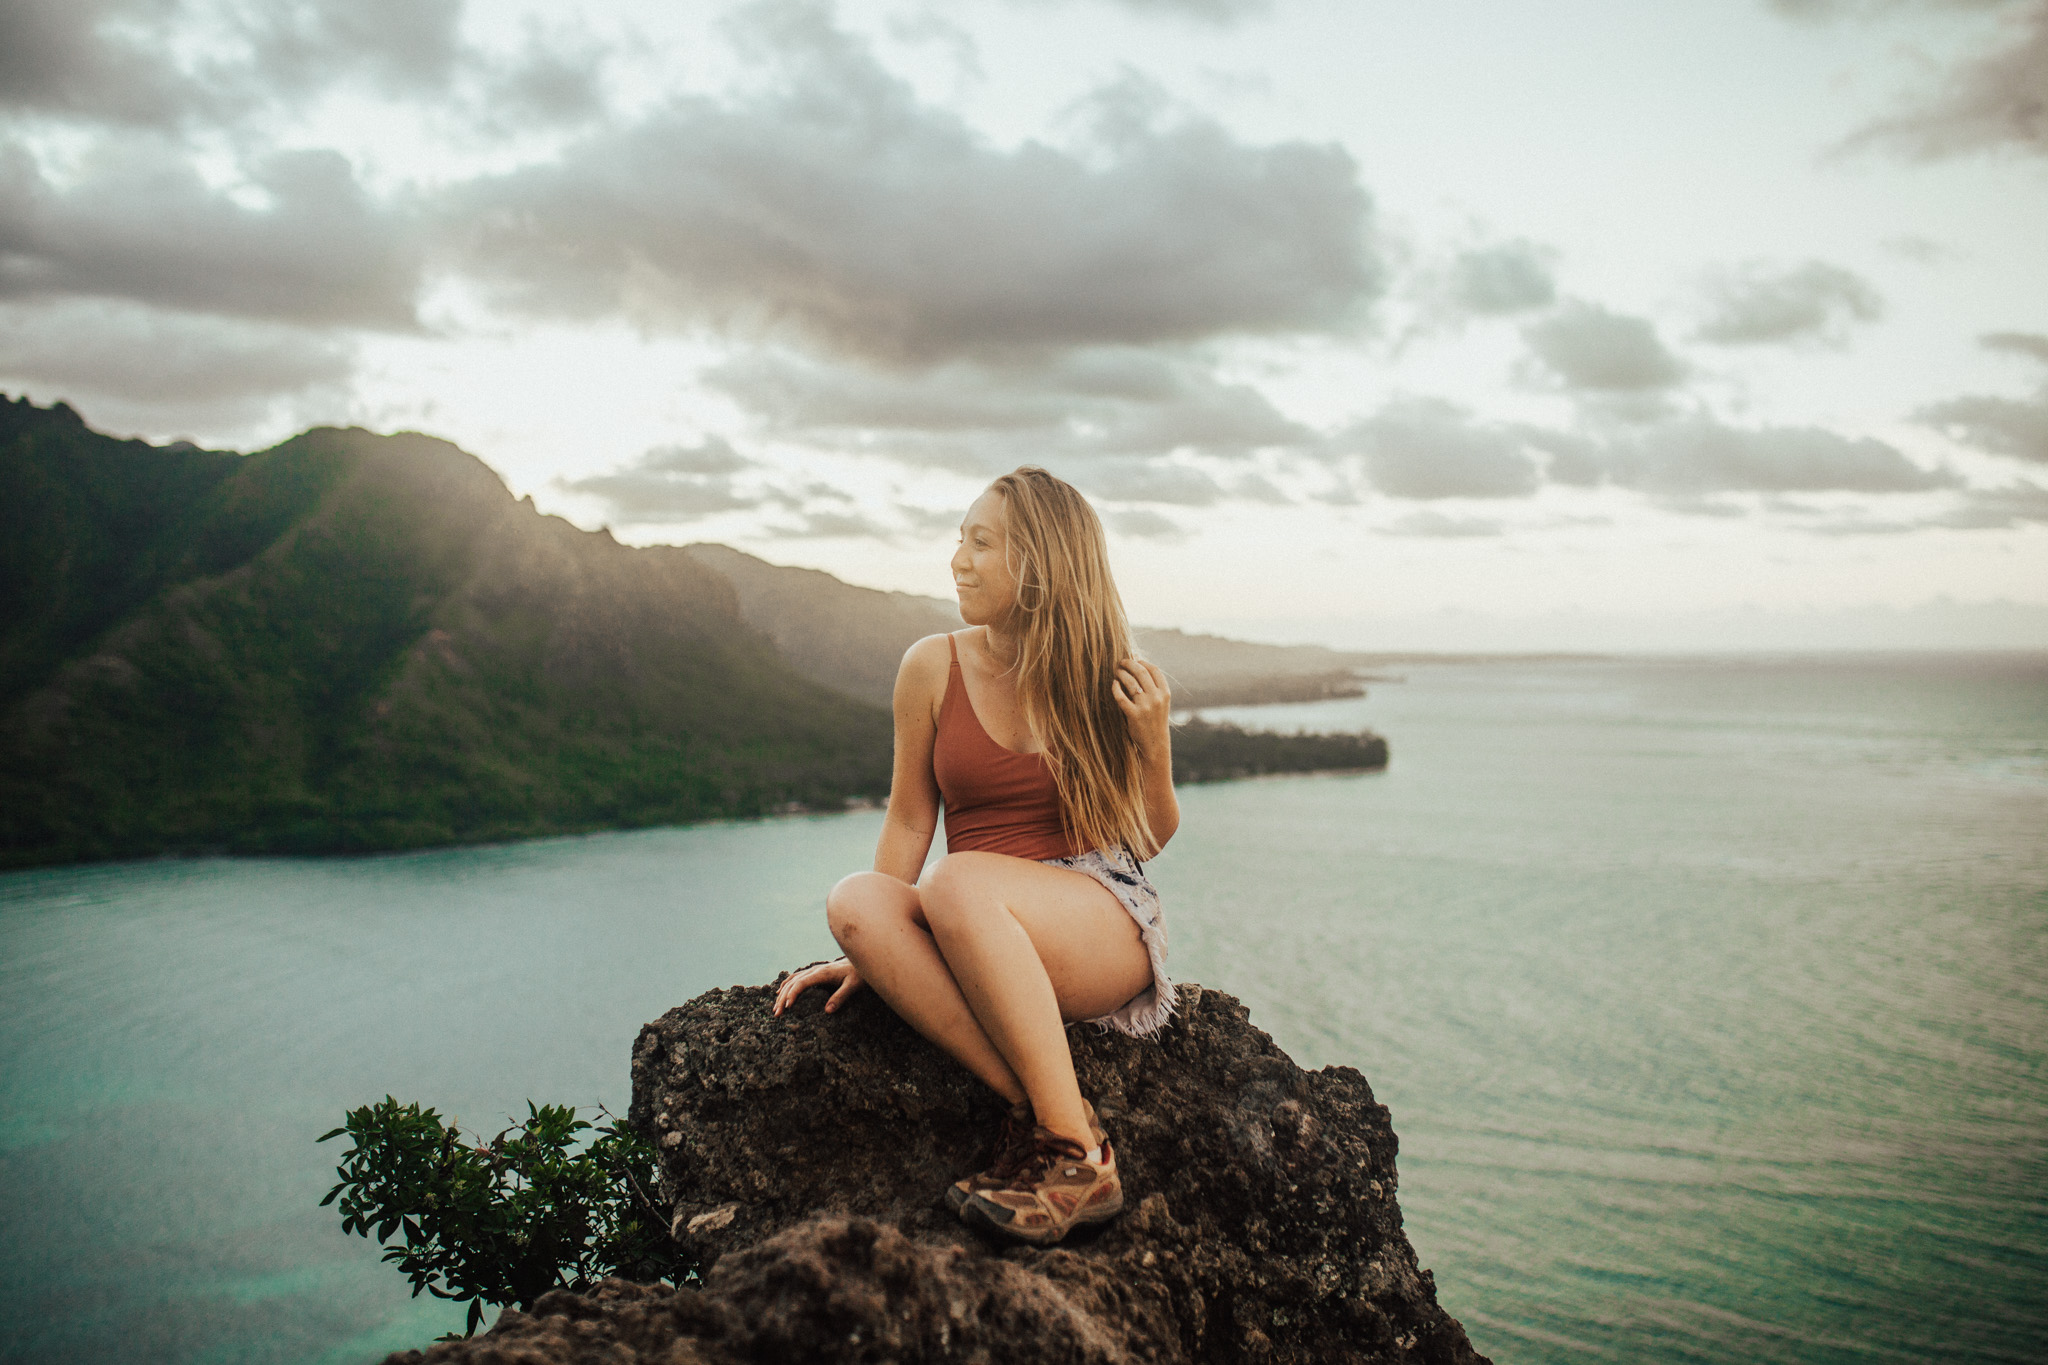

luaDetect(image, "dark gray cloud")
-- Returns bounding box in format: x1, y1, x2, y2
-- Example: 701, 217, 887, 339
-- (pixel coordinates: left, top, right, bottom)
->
442, 3, 1378, 362
1444, 240, 1558, 315
0, 298, 352, 433
0, 138, 419, 328
0, 0, 201, 125
706, 345, 1311, 471
1333, 398, 1543, 500
1695, 259, 1884, 345
1601, 419, 1960, 494
1523, 301, 1686, 390
1916, 331, 2048, 462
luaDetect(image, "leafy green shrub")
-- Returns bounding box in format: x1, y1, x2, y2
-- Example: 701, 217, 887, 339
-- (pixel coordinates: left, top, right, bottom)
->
320, 1098, 690, 1336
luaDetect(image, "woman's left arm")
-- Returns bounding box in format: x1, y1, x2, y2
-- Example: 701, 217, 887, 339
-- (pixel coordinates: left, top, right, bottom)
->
1113, 659, 1180, 854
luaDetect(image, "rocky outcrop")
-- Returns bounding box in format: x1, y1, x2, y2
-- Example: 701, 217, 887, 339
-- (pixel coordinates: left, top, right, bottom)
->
390, 981, 1489, 1365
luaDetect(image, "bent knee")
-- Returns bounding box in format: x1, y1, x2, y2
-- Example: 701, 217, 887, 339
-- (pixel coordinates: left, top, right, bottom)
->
921, 852, 1008, 927
826, 872, 910, 946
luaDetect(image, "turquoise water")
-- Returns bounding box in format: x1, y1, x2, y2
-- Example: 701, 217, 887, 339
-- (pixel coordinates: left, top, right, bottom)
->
2, 654, 2044, 1363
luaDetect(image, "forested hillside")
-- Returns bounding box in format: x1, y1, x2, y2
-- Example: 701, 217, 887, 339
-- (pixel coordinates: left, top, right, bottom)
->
0, 398, 892, 867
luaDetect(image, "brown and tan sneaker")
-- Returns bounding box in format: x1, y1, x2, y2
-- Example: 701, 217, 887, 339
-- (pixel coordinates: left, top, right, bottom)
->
959, 1127, 1124, 1246
945, 1100, 1106, 1214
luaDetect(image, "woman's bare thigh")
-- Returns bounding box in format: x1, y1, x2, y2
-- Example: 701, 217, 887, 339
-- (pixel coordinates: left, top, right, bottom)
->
920, 852, 1152, 1023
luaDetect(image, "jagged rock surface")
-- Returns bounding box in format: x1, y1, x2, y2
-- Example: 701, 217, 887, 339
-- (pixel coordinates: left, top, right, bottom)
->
390, 982, 1489, 1365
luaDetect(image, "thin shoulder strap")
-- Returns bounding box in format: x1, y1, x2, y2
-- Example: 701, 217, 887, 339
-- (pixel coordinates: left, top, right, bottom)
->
947, 631, 959, 664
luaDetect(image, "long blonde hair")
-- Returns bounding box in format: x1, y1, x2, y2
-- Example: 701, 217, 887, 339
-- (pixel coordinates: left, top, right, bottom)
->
990, 467, 1159, 859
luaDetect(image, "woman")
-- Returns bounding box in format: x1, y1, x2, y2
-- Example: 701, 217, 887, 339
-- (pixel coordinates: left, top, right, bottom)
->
772, 466, 1178, 1247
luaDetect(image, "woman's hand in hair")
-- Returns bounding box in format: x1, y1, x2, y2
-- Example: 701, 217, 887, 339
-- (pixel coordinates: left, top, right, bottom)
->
1112, 659, 1173, 758
771, 957, 865, 1016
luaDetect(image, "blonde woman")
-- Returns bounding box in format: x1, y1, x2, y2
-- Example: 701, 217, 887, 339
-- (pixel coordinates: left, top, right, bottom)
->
773, 466, 1178, 1246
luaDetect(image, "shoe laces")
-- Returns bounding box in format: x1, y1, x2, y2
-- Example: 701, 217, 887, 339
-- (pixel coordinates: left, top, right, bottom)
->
1002, 1128, 1091, 1190
984, 1108, 1037, 1181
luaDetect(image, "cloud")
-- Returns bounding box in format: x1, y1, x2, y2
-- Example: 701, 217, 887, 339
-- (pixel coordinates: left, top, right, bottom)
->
1915, 331, 2048, 462
1070, 458, 1227, 505
1333, 397, 1543, 499
1444, 240, 1558, 315
1931, 480, 2048, 526
1105, 508, 1186, 539
1801, 480, 2048, 532
1523, 301, 1686, 390
0, 297, 351, 401
0, 0, 204, 125
1766, 0, 2012, 17
1003, 0, 1273, 24
1830, 0, 2048, 159
1695, 259, 1884, 345
765, 507, 902, 539
557, 439, 798, 524
1381, 510, 1505, 538
441, 2, 1379, 362
1919, 392, 2048, 461
707, 344, 1311, 471
0, 138, 419, 329
0, 298, 353, 434
1602, 419, 1960, 493
641, 436, 753, 477
239, 0, 465, 99
1983, 330, 2048, 362
477, 25, 609, 129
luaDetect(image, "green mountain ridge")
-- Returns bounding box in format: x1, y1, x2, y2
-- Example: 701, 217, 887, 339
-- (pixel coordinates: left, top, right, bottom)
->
1, 398, 1385, 869
0, 398, 893, 867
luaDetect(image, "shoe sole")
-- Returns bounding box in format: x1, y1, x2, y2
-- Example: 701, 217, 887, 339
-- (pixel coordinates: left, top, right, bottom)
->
959, 1186, 1125, 1246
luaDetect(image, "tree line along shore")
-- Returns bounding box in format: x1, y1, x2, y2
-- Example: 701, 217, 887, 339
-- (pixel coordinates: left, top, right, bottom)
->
0, 396, 1386, 869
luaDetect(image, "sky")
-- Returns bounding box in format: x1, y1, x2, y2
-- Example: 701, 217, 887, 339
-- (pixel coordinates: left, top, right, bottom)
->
2, 0, 2045, 650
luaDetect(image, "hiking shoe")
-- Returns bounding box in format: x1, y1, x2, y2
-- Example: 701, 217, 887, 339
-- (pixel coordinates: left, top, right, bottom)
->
945, 1100, 1105, 1214
960, 1128, 1123, 1246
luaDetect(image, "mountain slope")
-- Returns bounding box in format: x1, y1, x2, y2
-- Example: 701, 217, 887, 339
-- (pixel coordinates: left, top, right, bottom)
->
684, 542, 1376, 710
0, 400, 892, 867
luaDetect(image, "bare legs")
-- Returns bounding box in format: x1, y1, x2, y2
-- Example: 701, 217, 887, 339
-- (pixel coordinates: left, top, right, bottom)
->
824, 852, 1152, 1150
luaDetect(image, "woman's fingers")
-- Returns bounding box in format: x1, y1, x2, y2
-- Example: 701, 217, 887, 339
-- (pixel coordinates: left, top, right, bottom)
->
772, 962, 820, 1015
825, 969, 864, 1013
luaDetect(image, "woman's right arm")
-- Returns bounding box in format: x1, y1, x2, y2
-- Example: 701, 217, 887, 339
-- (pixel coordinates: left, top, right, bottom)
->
871, 633, 950, 882
772, 636, 949, 1017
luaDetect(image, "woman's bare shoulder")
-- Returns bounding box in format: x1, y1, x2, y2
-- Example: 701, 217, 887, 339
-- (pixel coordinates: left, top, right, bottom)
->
894, 633, 955, 709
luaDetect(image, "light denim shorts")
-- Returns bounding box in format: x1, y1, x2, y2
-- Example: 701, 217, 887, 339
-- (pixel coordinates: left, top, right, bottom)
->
1039, 845, 1174, 1039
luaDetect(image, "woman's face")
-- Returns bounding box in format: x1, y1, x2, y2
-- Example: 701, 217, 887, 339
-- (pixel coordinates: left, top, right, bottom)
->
951, 488, 1020, 628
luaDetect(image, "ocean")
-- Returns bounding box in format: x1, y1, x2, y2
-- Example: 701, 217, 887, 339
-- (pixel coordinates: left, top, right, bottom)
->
2, 653, 2043, 1363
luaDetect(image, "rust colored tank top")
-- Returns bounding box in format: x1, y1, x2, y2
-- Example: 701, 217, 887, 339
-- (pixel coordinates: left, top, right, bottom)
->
933, 633, 1083, 860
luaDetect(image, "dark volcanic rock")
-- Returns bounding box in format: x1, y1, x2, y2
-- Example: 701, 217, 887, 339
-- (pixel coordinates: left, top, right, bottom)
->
390, 982, 1488, 1365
